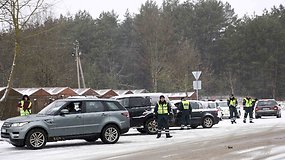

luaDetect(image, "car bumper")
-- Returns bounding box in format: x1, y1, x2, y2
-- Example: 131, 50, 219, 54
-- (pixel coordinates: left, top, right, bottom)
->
255, 110, 279, 116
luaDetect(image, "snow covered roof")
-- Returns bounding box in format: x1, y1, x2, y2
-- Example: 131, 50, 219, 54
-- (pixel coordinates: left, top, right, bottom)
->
73, 88, 99, 96
130, 89, 149, 94
95, 89, 118, 98
113, 90, 133, 96
13, 88, 41, 96
42, 87, 68, 95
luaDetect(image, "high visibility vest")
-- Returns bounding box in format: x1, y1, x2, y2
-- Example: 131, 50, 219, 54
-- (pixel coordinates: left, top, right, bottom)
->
157, 103, 169, 114
229, 99, 237, 106
19, 100, 32, 116
182, 100, 190, 110
244, 98, 252, 107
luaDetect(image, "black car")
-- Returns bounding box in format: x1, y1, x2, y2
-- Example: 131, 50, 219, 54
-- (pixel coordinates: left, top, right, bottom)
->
113, 94, 160, 134
254, 99, 282, 118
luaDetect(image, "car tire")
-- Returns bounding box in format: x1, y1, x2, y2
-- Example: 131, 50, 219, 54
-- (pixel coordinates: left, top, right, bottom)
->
25, 129, 47, 149
136, 128, 146, 134
255, 115, 261, 119
101, 125, 120, 144
144, 119, 157, 135
277, 114, 281, 118
190, 125, 199, 129
202, 116, 214, 128
84, 137, 98, 142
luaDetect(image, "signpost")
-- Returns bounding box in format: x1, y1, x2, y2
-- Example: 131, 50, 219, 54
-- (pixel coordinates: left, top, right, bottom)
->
192, 71, 202, 100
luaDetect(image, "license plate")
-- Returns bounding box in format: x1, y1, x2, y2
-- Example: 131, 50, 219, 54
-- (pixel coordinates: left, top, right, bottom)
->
1, 128, 6, 133
263, 108, 270, 110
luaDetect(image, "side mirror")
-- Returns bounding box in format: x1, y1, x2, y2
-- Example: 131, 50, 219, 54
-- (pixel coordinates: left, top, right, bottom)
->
60, 109, 69, 115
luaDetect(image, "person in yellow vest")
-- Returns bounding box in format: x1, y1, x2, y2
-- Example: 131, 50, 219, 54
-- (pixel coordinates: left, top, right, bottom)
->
243, 96, 254, 123
154, 95, 172, 138
17, 95, 32, 116
227, 94, 238, 124
178, 97, 192, 129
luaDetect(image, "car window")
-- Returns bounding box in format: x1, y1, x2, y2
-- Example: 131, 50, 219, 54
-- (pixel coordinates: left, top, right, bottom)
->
39, 101, 67, 115
129, 97, 146, 107
105, 101, 125, 111
208, 102, 216, 109
117, 98, 129, 108
63, 101, 82, 114
85, 101, 105, 113
190, 102, 200, 109
257, 100, 277, 106
217, 101, 228, 107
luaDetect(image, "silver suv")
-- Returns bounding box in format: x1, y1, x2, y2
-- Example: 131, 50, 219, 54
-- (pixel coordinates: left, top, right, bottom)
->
1, 98, 130, 149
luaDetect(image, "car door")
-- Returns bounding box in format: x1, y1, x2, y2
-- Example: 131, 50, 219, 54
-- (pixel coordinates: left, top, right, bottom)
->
190, 101, 204, 124
83, 100, 109, 134
52, 101, 84, 136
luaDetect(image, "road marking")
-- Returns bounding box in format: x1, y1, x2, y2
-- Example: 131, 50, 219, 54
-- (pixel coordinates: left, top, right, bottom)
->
162, 153, 178, 158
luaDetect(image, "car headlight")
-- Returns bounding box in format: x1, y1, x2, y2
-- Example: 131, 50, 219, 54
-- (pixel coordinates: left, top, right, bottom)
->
11, 122, 29, 127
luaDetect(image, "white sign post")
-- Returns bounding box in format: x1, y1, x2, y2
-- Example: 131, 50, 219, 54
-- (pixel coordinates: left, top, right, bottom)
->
192, 71, 202, 100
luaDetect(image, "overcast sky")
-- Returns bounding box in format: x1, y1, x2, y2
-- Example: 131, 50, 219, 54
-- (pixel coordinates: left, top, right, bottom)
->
52, 0, 285, 20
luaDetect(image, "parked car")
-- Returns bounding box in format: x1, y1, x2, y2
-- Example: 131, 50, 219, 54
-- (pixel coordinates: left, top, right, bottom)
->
254, 99, 282, 118
112, 93, 170, 134
163, 100, 220, 129
201, 101, 223, 120
1, 97, 130, 149
215, 100, 241, 119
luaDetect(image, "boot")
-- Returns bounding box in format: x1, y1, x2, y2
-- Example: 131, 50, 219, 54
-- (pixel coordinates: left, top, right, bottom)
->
156, 130, 161, 138
243, 119, 246, 123
250, 121, 254, 123
166, 133, 172, 138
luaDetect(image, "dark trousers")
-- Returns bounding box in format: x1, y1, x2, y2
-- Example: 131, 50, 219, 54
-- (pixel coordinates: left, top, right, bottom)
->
181, 111, 190, 126
157, 114, 169, 130
229, 106, 238, 121
244, 107, 253, 121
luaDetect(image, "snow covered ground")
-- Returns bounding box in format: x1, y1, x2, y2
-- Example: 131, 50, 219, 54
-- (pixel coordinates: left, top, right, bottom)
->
1, 109, 285, 160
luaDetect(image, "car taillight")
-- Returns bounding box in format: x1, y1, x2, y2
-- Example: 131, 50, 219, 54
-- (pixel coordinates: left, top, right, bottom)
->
273, 106, 278, 110
255, 107, 259, 111
121, 112, 129, 118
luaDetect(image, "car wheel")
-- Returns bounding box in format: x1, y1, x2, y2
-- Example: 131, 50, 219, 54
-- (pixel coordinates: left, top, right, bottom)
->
202, 117, 214, 128
84, 137, 98, 142
101, 125, 120, 144
277, 114, 281, 118
190, 125, 199, 129
144, 119, 157, 135
25, 129, 47, 149
136, 128, 146, 134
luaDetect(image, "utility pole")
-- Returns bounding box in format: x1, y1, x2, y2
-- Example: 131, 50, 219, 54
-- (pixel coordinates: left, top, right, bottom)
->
73, 40, 86, 89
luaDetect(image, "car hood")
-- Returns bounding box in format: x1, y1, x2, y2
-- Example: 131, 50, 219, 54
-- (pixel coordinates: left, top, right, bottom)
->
4, 114, 53, 123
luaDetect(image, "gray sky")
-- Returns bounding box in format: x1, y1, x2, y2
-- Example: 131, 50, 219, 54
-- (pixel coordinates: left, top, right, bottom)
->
52, 0, 285, 20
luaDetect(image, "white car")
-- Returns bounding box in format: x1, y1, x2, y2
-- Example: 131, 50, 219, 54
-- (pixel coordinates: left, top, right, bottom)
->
216, 100, 241, 119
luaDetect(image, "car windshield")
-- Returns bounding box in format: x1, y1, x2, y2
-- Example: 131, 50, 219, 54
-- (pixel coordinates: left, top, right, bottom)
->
257, 100, 277, 106
217, 101, 228, 108
38, 101, 67, 115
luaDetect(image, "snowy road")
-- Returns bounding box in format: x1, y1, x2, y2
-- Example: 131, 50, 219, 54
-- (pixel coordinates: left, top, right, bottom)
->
1, 110, 285, 160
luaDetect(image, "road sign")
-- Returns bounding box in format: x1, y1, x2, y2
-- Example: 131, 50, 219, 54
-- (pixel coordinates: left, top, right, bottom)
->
192, 71, 202, 80
193, 80, 202, 90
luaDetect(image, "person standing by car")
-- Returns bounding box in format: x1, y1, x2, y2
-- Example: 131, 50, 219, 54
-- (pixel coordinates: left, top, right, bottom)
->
18, 95, 32, 116
243, 96, 254, 123
227, 94, 238, 124
178, 97, 192, 129
154, 95, 172, 138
